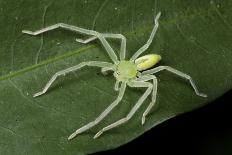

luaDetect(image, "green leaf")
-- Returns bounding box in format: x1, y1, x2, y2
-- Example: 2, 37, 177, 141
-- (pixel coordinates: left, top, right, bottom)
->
0, 0, 232, 154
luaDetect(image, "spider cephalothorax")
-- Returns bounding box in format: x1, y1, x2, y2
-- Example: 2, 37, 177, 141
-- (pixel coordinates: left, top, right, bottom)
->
114, 54, 162, 82
114, 61, 138, 82
22, 12, 207, 140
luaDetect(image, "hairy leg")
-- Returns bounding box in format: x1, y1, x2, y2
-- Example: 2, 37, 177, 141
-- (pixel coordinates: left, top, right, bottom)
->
142, 66, 207, 97
68, 82, 127, 140
94, 81, 152, 138
22, 23, 118, 63
33, 61, 113, 97
130, 12, 161, 61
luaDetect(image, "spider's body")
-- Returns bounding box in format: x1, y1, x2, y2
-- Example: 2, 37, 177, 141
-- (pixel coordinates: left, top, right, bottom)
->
113, 54, 162, 82
135, 54, 162, 71
115, 61, 138, 82
22, 12, 207, 140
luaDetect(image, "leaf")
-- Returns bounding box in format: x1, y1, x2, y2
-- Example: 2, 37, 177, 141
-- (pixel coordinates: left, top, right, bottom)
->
0, 0, 232, 154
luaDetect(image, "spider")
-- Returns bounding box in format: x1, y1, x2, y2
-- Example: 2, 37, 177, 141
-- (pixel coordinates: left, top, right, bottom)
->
22, 12, 207, 140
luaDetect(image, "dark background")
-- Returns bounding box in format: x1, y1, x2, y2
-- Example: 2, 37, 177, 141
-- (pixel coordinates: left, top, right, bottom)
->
95, 89, 232, 155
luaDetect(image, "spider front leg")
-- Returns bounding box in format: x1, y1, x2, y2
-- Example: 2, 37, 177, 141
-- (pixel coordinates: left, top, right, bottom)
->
130, 12, 161, 61
76, 33, 127, 60
76, 36, 98, 43
68, 82, 127, 140
101, 65, 116, 75
142, 66, 207, 97
94, 81, 153, 138
22, 23, 118, 63
101, 66, 120, 91
137, 75, 158, 124
33, 61, 113, 97
22, 23, 97, 36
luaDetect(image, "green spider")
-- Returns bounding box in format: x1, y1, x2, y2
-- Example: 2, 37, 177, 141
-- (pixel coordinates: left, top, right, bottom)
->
22, 12, 207, 140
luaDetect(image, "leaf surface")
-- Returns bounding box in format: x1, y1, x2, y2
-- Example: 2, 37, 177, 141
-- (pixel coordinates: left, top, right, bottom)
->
0, 0, 232, 154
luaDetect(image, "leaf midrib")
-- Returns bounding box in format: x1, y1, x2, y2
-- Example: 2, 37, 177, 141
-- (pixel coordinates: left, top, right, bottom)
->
0, 45, 95, 81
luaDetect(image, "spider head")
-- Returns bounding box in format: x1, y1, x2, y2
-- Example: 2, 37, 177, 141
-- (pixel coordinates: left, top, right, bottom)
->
114, 61, 138, 82
135, 54, 161, 71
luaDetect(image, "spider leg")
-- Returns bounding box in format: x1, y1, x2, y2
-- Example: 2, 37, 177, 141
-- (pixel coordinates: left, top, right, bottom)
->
137, 75, 158, 124
142, 66, 207, 97
33, 61, 113, 97
22, 23, 118, 63
101, 66, 121, 91
22, 23, 97, 36
68, 82, 127, 140
130, 12, 161, 61
94, 81, 152, 139
76, 33, 127, 60
114, 81, 120, 91
76, 36, 98, 43
102, 34, 126, 60
101, 65, 115, 75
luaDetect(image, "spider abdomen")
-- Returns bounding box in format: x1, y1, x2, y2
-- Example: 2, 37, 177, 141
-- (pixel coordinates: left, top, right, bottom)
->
135, 54, 161, 71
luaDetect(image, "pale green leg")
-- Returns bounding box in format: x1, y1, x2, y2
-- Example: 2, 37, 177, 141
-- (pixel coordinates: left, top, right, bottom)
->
76, 33, 127, 60
142, 66, 207, 97
103, 34, 126, 60
101, 65, 116, 75
94, 81, 153, 139
68, 82, 127, 140
130, 12, 161, 61
137, 75, 158, 124
76, 36, 97, 43
101, 67, 111, 75
22, 23, 97, 36
101, 67, 120, 91
22, 23, 118, 63
114, 81, 120, 91
33, 61, 113, 97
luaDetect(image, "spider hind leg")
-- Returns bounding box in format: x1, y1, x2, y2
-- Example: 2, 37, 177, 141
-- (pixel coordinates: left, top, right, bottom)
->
68, 82, 127, 140
94, 81, 153, 138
